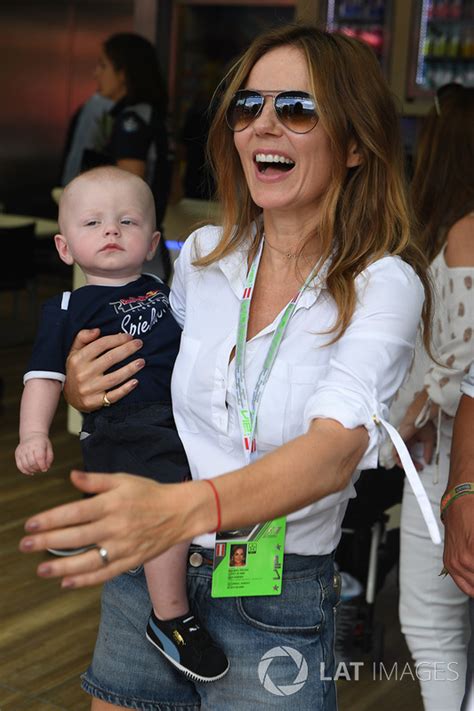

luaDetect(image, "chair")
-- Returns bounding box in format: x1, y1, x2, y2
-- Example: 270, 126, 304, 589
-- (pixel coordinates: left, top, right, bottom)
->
0, 222, 38, 320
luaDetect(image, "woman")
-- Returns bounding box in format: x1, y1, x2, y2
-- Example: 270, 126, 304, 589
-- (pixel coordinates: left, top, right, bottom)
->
84, 32, 173, 281
229, 545, 247, 567
21, 25, 436, 710
393, 84, 474, 711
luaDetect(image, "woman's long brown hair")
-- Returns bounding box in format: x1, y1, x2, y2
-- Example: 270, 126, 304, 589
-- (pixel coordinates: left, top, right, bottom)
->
197, 24, 433, 348
412, 85, 474, 262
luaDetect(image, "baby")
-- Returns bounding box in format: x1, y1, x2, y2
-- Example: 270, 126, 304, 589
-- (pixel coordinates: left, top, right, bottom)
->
15, 166, 228, 683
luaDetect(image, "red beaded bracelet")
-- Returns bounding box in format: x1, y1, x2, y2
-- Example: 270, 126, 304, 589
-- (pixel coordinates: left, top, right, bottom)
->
203, 479, 221, 533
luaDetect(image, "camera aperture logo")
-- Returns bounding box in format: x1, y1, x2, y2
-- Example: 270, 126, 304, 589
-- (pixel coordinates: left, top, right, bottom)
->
258, 646, 308, 696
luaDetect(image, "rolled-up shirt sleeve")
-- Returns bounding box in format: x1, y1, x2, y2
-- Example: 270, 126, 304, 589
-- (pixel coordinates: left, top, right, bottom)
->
303, 256, 425, 470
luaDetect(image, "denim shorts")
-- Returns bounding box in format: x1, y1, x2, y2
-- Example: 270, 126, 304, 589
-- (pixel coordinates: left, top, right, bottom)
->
81, 548, 340, 710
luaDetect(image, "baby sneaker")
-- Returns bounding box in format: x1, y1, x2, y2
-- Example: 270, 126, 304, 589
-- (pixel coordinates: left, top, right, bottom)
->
146, 609, 229, 682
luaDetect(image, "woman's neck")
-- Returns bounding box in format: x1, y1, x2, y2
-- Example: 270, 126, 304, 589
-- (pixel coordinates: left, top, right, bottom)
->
261, 213, 322, 272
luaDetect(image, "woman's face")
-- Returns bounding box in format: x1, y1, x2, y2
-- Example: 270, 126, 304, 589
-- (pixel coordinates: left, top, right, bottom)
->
233, 45, 343, 224
232, 547, 246, 565
94, 50, 127, 102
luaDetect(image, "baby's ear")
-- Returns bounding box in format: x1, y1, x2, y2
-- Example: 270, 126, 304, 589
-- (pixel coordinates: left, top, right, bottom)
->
146, 230, 161, 261
54, 234, 74, 265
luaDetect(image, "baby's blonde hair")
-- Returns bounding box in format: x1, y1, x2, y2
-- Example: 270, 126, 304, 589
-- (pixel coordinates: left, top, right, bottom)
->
59, 166, 156, 232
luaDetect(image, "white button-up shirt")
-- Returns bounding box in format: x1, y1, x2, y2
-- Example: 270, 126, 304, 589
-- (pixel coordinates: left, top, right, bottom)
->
170, 225, 424, 555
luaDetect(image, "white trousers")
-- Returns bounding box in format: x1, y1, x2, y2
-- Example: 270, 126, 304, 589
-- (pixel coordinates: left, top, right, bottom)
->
400, 444, 469, 711
462, 599, 474, 711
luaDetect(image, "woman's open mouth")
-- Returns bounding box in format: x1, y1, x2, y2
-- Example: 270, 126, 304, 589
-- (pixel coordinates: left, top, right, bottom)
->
255, 153, 295, 174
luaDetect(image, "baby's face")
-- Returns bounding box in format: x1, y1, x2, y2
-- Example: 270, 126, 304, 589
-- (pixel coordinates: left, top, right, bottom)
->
56, 177, 159, 284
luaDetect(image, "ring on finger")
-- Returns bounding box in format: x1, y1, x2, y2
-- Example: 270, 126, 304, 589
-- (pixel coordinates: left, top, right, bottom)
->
98, 547, 110, 565
102, 392, 112, 407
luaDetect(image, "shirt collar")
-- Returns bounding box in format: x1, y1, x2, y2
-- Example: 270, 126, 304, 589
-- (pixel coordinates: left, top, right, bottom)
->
296, 253, 331, 311
217, 223, 332, 310
217, 224, 257, 299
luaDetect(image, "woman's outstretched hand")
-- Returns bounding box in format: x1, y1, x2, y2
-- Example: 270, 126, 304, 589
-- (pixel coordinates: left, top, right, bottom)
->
19, 471, 207, 589
64, 329, 146, 411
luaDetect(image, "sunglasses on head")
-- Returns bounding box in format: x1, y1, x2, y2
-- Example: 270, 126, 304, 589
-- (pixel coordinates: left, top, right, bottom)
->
226, 89, 318, 134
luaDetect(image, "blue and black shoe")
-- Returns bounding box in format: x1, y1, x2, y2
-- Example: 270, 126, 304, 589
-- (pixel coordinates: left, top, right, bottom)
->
146, 609, 229, 683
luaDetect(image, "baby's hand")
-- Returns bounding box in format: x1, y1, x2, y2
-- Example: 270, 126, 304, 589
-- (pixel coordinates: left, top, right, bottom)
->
15, 434, 54, 475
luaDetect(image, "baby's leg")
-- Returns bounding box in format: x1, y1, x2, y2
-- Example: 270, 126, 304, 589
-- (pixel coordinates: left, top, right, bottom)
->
144, 543, 229, 682
144, 541, 190, 619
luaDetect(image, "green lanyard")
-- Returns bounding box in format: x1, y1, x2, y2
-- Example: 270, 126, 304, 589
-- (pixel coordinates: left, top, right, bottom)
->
235, 237, 319, 462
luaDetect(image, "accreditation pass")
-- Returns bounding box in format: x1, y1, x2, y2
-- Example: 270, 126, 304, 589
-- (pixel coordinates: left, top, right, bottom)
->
211, 517, 286, 598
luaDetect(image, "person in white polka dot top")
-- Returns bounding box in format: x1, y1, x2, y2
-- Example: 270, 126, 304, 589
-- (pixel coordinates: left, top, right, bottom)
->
386, 84, 474, 711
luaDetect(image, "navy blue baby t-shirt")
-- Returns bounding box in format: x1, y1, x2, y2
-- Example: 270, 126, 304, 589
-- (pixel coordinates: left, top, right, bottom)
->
25, 274, 181, 406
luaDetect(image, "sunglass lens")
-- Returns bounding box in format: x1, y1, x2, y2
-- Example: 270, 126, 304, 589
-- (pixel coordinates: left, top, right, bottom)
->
275, 92, 318, 133
227, 91, 263, 131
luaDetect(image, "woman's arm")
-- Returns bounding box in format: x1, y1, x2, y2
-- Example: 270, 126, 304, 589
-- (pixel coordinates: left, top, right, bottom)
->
444, 214, 474, 268
442, 391, 474, 595
440, 223, 474, 593
19, 417, 367, 588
